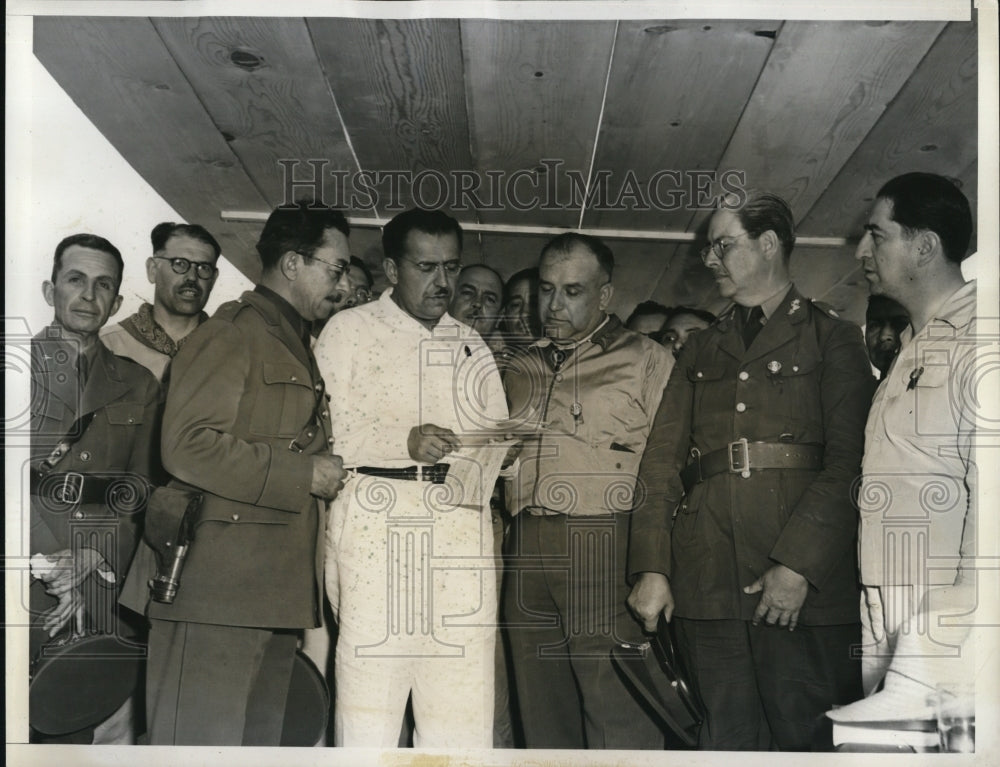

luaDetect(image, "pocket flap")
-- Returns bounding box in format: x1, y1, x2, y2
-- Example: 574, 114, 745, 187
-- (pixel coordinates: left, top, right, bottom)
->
105, 402, 145, 425
262, 362, 312, 387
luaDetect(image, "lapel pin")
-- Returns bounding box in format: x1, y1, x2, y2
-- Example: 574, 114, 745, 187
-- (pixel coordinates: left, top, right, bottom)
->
907, 366, 925, 391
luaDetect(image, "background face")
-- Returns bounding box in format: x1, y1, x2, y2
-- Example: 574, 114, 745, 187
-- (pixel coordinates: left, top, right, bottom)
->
662, 313, 710, 357
44, 245, 122, 339
150, 234, 219, 317
450, 265, 503, 336
387, 230, 461, 326
539, 245, 611, 343
500, 277, 540, 341
331, 265, 372, 312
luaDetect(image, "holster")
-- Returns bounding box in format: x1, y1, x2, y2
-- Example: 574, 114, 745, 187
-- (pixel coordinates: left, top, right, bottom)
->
144, 485, 203, 556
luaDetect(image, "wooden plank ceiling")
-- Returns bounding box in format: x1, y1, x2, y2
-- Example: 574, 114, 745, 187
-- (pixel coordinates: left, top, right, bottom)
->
34, 15, 978, 323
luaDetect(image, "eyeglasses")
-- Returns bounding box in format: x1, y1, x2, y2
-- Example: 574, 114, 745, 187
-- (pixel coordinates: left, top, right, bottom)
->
399, 257, 462, 276
153, 256, 217, 280
299, 252, 347, 280
700, 232, 753, 263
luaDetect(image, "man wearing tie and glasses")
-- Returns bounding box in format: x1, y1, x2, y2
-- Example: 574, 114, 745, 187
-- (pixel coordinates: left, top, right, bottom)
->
101, 223, 221, 382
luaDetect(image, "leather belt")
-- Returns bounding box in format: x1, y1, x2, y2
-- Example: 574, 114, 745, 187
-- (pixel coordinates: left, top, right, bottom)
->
29, 468, 152, 506
354, 465, 450, 484
680, 439, 823, 493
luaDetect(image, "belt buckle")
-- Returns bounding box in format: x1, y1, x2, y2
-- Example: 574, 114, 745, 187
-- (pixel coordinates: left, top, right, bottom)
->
728, 438, 751, 479
422, 464, 447, 484
57, 472, 85, 504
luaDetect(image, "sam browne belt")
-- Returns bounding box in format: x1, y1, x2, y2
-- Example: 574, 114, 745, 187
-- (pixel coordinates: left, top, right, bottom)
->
680, 439, 824, 493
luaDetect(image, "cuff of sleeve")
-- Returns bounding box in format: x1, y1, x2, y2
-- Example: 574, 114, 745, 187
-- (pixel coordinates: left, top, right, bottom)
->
770, 521, 829, 589
256, 446, 315, 512
627, 527, 671, 584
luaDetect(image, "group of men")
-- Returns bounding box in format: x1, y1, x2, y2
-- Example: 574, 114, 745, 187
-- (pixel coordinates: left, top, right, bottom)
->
27, 171, 979, 751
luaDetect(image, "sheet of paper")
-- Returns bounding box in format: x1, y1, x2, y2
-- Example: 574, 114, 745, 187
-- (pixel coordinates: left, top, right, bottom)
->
440, 438, 519, 509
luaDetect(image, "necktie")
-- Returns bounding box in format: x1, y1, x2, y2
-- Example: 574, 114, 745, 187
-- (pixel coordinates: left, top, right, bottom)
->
76, 351, 90, 389
741, 306, 764, 348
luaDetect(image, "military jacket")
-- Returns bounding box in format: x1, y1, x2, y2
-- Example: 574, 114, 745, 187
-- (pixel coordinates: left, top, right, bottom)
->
631, 287, 875, 625
120, 290, 331, 629
30, 328, 160, 643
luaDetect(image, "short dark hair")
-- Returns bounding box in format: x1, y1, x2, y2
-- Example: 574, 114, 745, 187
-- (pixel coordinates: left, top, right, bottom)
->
666, 305, 717, 325
52, 233, 124, 286
866, 294, 909, 322
729, 190, 796, 260
876, 173, 973, 264
151, 222, 222, 259
540, 232, 614, 281
382, 208, 463, 262
626, 300, 672, 328
256, 200, 351, 272
349, 256, 374, 289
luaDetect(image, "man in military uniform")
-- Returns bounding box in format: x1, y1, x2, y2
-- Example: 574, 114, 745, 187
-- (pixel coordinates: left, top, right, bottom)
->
628, 191, 874, 750
121, 202, 350, 745
29, 233, 160, 742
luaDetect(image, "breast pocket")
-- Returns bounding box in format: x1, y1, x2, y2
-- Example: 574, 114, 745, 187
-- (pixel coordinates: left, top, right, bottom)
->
687, 364, 729, 418
250, 363, 316, 439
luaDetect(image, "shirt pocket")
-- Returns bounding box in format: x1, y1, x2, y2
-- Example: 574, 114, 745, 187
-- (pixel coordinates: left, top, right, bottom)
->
250, 363, 316, 439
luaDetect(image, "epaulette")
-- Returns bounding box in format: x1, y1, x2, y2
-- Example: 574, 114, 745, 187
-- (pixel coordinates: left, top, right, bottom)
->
809, 299, 842, 319
212, 297, 254, 322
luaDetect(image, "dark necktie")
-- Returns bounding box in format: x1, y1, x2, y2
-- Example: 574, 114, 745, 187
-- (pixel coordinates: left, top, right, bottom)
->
76, 351, 90, 389
741, 306, 764, 348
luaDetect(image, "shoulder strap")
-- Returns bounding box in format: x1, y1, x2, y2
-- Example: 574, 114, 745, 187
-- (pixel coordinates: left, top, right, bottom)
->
38, 412, 97, 473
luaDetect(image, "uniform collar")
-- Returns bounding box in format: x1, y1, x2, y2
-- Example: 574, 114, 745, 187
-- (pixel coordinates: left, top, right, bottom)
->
533, 314, 623, 352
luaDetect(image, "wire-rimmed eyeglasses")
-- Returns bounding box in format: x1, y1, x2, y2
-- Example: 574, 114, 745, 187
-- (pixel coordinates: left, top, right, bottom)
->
699, 232, 753, 263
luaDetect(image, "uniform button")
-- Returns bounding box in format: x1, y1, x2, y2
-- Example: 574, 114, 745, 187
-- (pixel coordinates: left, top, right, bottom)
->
555, 373, 563, 383
738, 371, 749, 381
231, 513, 240, 521
291, 375, 298, 382
127, 417, 135, 424
792, 365, 799, 372
696, 371, 704, 379
327, 438, 335, 446
736, 402, 747, 413
306, 431, 314, 439
322, 411, 329, 419
615, 462, 622, 469
315, 384, 323, 392
79, 451, 91, 462
73, 511, 84, 519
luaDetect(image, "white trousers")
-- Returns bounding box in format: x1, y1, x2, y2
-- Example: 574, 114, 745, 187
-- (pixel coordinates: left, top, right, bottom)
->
326, 475, 496, 748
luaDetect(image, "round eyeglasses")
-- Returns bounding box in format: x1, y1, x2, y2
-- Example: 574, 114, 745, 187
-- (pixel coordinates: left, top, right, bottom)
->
154, 256, 218, 279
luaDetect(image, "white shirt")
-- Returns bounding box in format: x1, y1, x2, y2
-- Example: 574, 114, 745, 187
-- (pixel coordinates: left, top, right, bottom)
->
314, 289, 508, 468
858, 280, 977, 592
